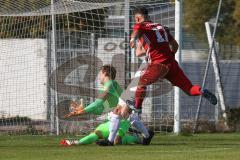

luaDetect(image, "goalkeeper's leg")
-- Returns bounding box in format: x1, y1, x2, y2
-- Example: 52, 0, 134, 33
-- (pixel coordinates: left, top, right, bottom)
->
107, 110, 121, 145
97, 104, 151, 146
60, 133, 99, 146
80, 122, 110, 145
78, 133, 99, 145
60, 121, 110, 146
96, 106, 122, 146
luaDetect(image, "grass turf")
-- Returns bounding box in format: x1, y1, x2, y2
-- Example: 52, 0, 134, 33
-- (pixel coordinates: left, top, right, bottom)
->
0, 133, 240, 160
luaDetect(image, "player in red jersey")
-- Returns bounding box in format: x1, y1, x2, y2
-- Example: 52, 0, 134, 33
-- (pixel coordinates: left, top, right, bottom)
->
130, 7, 217, 110
97, 7, 217, 146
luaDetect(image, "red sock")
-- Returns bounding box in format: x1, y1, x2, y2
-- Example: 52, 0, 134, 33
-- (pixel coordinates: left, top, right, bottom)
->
189, 85, 202, 96
135, 86, 147, 109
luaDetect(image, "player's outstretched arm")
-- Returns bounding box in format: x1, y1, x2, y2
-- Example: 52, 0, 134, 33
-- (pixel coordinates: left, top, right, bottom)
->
70, 99, 84, 110
83, 87, 112, 114
65, 87, 112, 118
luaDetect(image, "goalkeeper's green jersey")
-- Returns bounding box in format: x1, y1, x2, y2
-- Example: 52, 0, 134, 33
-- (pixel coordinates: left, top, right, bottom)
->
95, 119, 131, 138
84, 80, 123, 115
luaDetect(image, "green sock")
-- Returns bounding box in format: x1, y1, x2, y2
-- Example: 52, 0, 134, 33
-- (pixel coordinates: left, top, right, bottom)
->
78, 133, 99, 145
121, 135, 139, 145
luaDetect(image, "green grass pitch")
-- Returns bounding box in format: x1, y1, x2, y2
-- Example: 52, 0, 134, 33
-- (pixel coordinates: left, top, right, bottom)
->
0, 133, 240, 160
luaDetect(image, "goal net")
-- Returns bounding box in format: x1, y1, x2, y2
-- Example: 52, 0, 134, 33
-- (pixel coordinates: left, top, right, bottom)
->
0, 0, 176, 135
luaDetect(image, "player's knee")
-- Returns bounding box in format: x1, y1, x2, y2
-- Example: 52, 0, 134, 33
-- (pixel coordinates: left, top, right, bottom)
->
120, 111, 128, 119
120, 106, 130, 119
136, 85, 147, 97
137, 85, 147, 90
113, 105, 122, 116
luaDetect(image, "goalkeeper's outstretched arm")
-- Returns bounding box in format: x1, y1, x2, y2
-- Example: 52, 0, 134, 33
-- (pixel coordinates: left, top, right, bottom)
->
82, 89, 110, 114
65, 65, 120, 118
64, 90, 110, 118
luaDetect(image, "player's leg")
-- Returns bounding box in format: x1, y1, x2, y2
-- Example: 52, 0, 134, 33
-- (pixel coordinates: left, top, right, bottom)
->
60, 131, 102, 146
135, 63, 169, 109
124, 62, 157, 143
107, 108, 122, 145
78, 122, 110, 145
117, 100, 153, 144
97, 102, 145, 146
119, 61, 157, 143
166, 60, 217, 105
165, 60, 201, 95
60, 121, 110, 146
60, 139, 79, 146
129, 111, 154, 145
96, 106, 123, 146
97, 103, 152, 146
78, 132, 99, 145
122, 98, 153, 141
128, 111, 149, 138
60, 133, 98, 146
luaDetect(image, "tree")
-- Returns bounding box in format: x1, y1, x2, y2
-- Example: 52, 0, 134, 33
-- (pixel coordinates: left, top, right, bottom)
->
232, 0, 240, 45
184, 0, 240, 46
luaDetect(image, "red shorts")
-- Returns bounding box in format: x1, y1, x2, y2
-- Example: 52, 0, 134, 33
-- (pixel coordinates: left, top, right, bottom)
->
139, 60, 193, 94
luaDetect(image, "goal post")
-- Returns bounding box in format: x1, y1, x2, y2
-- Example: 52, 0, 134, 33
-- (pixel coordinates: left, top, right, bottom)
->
0, 0, 177, 135
173, 0, 183, 134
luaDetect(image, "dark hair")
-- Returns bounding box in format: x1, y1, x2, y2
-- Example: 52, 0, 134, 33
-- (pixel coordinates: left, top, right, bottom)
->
133, 7, 148, 16
101, 65, 116, 80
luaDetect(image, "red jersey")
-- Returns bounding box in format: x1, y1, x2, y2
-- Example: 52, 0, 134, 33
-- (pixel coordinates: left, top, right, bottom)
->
133, 21, 175, 63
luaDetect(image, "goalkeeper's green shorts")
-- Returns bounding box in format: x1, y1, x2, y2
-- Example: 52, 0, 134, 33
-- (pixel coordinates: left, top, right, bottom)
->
95, 122, 110, 139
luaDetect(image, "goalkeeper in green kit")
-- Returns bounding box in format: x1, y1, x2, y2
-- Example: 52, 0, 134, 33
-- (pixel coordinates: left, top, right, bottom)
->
64, 64, 123, 118
62, 65, 140, 146
60, 113, 141, 146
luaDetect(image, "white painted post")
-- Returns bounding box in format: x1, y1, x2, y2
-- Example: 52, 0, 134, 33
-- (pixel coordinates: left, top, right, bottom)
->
51, 0, 59, 135
174, 0, 182, 134
205, 22, 227, 122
